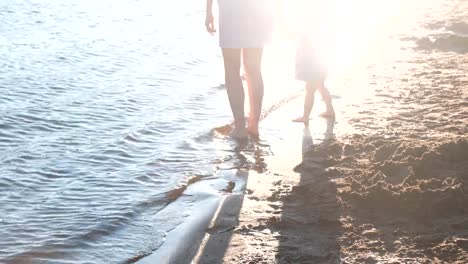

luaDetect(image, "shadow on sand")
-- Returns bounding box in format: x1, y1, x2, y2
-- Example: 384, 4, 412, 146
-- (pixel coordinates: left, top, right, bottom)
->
268, 118, 343, 263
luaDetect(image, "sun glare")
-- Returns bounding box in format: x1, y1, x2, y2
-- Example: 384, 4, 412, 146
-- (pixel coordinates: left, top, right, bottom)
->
261, 0, 429, 108
275, 0, 424, 75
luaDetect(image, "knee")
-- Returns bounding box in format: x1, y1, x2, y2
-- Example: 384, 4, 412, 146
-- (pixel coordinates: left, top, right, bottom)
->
224, 68, 241, 83
306, 83, 318, 93
242, 61, 262, 79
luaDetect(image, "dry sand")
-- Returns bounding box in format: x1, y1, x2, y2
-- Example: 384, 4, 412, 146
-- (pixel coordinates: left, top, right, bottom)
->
192, 1, 468, 263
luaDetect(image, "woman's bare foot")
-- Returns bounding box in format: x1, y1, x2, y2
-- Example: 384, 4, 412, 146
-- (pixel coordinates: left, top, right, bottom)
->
247, 126, 259, 139
230, 127, 248, 139
293, 116, 310, 125
319, 110, 335, 118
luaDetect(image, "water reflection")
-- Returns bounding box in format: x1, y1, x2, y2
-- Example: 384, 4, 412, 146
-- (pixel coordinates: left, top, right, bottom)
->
302, 117, 336, 157
218, 138, 271, 174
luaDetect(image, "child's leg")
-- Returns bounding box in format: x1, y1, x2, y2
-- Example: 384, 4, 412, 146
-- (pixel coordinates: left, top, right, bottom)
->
293, 82, 317, 125
317, 80, 335, 117
303, 82, 316, 121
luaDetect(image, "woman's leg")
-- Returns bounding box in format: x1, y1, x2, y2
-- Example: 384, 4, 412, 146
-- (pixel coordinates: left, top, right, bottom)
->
242, 48, 264, 137
222, 48, 247, 138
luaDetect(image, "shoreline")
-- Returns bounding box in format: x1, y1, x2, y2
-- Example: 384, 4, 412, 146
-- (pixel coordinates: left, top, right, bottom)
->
137, 0, 467, 262
193, 22, 468, 261
137, 85, 466, 263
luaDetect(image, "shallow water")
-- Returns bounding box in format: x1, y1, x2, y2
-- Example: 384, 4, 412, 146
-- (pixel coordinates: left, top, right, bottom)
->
1, 0, 466, 262
0, 0, 237, 262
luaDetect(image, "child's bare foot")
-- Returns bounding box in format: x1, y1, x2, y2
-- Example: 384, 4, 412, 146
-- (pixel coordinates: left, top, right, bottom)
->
230, 127, 248, 139
319, 111, 335, 118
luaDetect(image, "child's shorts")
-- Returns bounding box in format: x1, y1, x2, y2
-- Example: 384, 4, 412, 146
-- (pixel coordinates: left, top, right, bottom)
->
295, 38, 328, 82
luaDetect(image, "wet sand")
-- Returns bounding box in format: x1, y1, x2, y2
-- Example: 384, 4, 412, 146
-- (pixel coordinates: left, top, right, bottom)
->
192, 4, 468, 264
194, 74, 467, 263
136, 0, 468, 263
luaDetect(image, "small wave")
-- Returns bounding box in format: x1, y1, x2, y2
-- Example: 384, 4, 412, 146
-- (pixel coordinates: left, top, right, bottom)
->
212, 124, 233, 136
4, 174, 205, 264
260, 93, 302, 122
3, 211, 138, 263
193, 129, 217, 143
165, 175, 203, 202
213, 84, 226, 90
204, 93, 302, 141
0, 129, 21, 143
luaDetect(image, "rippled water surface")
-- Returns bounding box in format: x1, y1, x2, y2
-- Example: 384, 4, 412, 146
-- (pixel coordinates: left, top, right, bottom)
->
0, 0, 239, 262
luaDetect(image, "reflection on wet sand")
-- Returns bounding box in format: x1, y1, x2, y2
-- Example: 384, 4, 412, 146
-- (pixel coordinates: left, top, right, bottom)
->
302, 117, 336, 157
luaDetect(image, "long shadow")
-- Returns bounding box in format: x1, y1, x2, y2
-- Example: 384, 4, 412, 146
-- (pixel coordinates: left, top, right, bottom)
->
192, 139, 269, 263
271, 118, 343, 263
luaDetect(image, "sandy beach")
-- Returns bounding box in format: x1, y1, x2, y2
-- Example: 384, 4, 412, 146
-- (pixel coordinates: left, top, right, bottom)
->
182, 1, 468, 263
192, 60, 467, 262
2, 0, 466, 263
